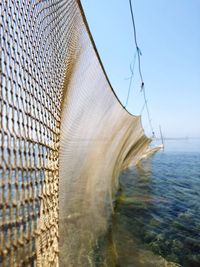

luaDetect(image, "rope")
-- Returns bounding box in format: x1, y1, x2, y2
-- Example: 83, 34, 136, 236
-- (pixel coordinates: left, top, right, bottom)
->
128, 0, 155, 138
129, 0, 144, 88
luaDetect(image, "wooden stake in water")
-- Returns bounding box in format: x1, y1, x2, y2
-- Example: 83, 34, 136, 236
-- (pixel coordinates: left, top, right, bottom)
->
159, 125, 164, 150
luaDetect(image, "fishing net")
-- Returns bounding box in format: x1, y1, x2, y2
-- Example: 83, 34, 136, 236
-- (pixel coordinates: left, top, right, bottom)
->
0, 0, 150, 266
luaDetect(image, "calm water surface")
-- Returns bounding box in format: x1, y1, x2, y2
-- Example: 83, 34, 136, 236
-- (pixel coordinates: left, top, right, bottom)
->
112, 139, 200, 267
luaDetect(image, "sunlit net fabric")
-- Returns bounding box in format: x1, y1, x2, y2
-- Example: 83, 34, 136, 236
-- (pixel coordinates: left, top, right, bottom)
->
0, 0, 151, 266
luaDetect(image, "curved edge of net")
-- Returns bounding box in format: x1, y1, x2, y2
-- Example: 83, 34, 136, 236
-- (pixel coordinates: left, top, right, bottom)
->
76, 0, 151, 141
76, 0, 135, 117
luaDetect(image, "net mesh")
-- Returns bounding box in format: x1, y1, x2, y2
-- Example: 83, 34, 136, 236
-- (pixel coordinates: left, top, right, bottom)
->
0, 1, 150, 266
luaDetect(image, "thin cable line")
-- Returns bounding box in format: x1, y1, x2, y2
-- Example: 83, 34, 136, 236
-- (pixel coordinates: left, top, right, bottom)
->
129, 0, 144, 89
129, 0, 155, 137
125, 52, 137, 107
140, 102, 146, 115
142, 85, 154, 135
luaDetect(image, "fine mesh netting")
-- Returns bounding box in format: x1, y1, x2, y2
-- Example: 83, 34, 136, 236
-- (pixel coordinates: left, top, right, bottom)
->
0, 1, 151, 266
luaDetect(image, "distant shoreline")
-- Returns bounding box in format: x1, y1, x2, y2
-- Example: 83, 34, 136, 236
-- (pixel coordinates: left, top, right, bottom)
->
155, 137, 200, 141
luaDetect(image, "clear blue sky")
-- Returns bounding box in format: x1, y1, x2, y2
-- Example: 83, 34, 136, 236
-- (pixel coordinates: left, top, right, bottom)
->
81, 0, 200, 138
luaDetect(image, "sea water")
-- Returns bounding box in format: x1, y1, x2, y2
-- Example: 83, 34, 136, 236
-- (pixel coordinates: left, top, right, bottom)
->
110, 139, 200, 267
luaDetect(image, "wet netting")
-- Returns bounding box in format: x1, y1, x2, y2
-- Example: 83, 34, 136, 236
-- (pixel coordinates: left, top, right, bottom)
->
0, 1, 151, 266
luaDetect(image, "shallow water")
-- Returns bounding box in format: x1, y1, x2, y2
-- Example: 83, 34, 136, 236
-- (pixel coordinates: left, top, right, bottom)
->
111, 139, 200, 267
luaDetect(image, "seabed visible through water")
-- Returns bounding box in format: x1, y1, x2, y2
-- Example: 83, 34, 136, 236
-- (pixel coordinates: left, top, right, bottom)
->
94, 139, 200, 267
